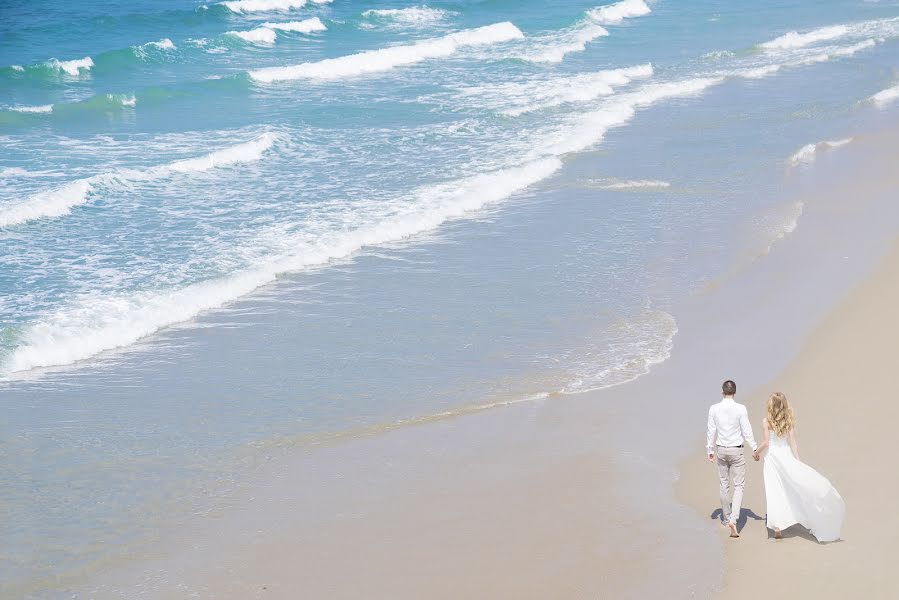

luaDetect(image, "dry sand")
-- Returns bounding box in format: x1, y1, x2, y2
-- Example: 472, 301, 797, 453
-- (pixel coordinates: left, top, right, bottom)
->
679, 238, 899, 598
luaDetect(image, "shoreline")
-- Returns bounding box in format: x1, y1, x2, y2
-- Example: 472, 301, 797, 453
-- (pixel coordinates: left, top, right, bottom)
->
677, 128, 899, 597
64, 122, 899, 598
678, 235, 899, 598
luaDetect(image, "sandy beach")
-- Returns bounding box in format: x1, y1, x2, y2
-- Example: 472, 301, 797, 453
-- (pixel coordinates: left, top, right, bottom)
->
679, 234, 899, 599
677, 121, 899, 598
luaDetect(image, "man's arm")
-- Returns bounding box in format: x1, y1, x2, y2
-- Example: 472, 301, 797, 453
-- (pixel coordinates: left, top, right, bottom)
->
706, 407, 716, 461
740, 407, 758, 451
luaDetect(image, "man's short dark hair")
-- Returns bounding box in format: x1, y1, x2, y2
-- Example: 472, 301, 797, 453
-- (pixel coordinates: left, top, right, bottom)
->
722, 380, 736, 396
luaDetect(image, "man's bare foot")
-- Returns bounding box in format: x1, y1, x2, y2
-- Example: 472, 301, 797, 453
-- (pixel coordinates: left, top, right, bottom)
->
728, 523, 740, 538
773, 528, 782, 539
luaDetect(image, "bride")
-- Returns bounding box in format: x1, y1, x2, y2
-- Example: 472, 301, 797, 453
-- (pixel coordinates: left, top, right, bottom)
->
752, 392, 845, 542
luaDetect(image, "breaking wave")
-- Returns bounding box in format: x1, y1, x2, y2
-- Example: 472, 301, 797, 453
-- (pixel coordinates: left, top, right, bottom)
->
217, 0, 331, 13
46, 56, 94, 76
228, 18, 326, 44
2, 158, 560, 376
455, 63, 653, 116
248, 22, 523, 82
361, 6, 453, 28
788, 138, 852, 165
761, 25, 849, 50
587, 0, 651, 25
519, 21, 609, 64
870, 83, 899, 107
0, 133, 277, 228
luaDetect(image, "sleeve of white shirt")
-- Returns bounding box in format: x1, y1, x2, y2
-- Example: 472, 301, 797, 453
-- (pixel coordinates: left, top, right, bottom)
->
740, 406, 758, 451
706, 406, 716, 454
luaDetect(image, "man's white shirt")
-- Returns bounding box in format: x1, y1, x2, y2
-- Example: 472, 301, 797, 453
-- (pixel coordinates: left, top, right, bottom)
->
707, 397, 757, 453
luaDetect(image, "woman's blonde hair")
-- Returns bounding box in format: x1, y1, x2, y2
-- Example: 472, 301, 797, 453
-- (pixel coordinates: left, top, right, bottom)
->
766, 392, 795, 436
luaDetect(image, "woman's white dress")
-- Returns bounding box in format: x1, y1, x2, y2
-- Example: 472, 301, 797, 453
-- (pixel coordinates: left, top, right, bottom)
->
763, 430, 845, 542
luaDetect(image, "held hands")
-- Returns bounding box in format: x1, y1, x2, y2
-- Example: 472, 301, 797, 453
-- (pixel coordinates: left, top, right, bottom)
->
708, 453, 715, 463
752, 450, 760, 461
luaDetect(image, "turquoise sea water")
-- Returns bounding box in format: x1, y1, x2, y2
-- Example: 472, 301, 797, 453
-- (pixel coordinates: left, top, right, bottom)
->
3, 0, 899, 595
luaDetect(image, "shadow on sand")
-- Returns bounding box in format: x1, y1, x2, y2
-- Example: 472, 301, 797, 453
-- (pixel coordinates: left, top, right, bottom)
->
709, 508, 841, 544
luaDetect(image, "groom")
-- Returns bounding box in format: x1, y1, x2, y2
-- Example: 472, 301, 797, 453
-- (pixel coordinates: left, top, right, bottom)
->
706, 380, 758, 538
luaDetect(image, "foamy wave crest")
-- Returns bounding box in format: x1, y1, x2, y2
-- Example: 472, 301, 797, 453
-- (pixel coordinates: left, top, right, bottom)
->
145, 38, 175, 51
261, 18, 327, 32
249, 22, 523, 82
562, 308, 677, 394
0, 178, 96, 228
870, 83, 899, 106
788, 138, 852, 165
734, 39, 877, 80
361, 6, 453, 27
0, 134, 276, 228
520, 21, 609, 64
588, 178, 671, 190
228, 28, 278, 44
158, 133, 276, 174
133, 38, 177, 59
2, 158, 560, 376
587, 0, 651, 25
533, 77, 724, 158
228, 19, 325, 44
7, 104, 54, 113
218, 0, 330, 13
457, 64, 652, 116
47, 56, 94, 76
761, 25, 849, 50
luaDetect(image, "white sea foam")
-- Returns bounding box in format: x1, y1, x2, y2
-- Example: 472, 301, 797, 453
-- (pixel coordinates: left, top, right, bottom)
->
261, 18, 326, 33
533, 77, 724, 158
147, 38, 176, 50
457, 63, 653, 116
1, 167, 30, 178
117, 95, 137, 107
870, 83, 899, 106
562, 308, 677, 394
587, 0, 651, 25
589, 178, 671, 189
8, 104, 54, 113
0, 134, 277, 228
230, 17, 326, 43
218, 0, 330, 13
733, 39, 878, 80
520, 22, 609, 64
47, 56, 94, 76
11, 65, 25, 71
228, 28, 279, 44
2, 158, 560, 376
703, 50, 735, 60
248, 22, 523, 82
157, 133, 276, 174
0, 178, 96, 228
788, 138, 852, 165
761, 25, 849, 50
361, 7, 452, 27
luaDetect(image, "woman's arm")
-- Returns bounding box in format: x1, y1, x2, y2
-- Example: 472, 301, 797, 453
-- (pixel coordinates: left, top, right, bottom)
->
753, 419, 770, 459
788, 427, 800, 461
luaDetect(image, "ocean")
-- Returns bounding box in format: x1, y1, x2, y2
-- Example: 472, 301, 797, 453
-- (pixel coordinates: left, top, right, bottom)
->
3, 0, 899, 596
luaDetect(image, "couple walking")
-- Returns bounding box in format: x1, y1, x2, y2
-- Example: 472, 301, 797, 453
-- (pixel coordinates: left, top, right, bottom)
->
706, 380, 844, 542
